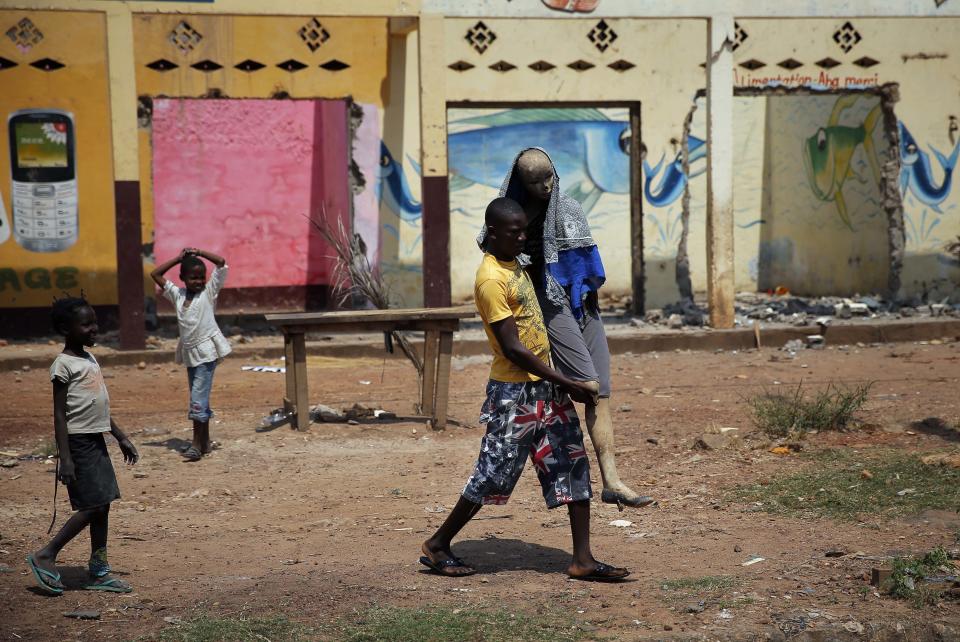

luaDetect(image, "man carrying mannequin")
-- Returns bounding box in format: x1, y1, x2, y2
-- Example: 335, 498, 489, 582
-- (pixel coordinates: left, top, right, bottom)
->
477, 147, 653, 510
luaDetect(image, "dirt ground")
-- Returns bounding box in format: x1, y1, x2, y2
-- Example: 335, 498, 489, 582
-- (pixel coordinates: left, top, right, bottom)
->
1, 339, 959, 640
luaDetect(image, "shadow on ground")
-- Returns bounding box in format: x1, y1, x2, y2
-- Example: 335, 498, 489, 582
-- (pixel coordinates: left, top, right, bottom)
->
910, 417, 960, 443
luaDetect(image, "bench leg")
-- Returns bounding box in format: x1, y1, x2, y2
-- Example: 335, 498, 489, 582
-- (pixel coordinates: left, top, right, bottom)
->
432, 331, 454, 430
421, 330, 439, 417
283, 333, 297, 422
291, 333, 310, 430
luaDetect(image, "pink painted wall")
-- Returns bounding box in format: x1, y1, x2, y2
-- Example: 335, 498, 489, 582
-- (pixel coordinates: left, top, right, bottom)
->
352, 103, 381, 266
152, 99, 349, 290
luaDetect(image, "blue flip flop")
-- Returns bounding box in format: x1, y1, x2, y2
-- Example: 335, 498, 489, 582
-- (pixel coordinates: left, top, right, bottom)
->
83, 575, 132, 593
26, 554, 64, 595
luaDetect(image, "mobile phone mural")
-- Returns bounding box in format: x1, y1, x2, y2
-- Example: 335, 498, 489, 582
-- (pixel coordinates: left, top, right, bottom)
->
0, 11, 117, 308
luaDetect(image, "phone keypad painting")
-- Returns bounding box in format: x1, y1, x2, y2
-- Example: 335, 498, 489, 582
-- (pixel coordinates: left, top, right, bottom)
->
8, 110, 77, 253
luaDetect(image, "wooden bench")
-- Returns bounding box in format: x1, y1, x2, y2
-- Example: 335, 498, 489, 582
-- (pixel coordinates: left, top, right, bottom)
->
264, 306, 476, 430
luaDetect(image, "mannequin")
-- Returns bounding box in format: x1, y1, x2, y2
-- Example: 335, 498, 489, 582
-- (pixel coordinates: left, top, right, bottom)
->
514, 149, 651, 509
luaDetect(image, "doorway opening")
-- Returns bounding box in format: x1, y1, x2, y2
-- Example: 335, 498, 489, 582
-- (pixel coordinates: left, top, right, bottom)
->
677, 84, 903, 302
444, 101, 644, 313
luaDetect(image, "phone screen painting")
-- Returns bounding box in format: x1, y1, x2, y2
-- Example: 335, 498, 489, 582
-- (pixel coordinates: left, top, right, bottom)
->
14, 121, 69, 168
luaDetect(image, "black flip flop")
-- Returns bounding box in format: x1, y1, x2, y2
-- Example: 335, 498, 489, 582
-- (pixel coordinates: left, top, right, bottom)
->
419, 555, 477, 577
182, 446, 202, 462
569, 562, 631, 583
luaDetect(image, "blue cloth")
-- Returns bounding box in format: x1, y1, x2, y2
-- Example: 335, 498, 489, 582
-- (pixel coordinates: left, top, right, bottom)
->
186, 360, 217, 421
546, 246, 606, 320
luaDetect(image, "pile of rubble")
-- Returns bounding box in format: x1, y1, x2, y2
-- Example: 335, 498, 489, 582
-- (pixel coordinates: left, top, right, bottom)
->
635, 293, 960, 329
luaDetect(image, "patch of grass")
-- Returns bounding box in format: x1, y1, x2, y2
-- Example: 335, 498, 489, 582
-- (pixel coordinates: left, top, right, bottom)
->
660, 575, 737, 593
748, 382, 872, 437
732, 448, 960, 520
887, 547, 953, 607
151, 614, 309, 642
33, 440, 57, 458
338, 605, 585, 642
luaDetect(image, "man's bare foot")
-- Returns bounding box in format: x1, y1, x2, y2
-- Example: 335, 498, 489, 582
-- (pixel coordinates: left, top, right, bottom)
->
567, 558, 630, 582
420, 541, 476, 576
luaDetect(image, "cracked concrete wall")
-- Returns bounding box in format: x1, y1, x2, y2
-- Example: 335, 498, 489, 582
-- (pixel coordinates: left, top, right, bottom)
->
655, 18, 959, 307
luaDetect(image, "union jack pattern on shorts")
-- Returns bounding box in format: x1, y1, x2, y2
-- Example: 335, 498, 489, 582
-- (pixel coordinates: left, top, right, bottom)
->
462, 380, 592, 509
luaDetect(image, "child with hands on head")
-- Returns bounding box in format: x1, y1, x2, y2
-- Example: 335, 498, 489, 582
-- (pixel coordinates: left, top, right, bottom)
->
27, 295, 139, 595
151, 247, 231, 461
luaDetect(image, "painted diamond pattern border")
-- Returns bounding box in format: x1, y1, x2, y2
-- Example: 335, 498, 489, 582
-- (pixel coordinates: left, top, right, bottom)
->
169, 20, 203, 54
5, 17, 43, 53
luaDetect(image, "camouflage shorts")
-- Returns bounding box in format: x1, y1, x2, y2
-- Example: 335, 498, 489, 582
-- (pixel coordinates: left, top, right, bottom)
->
462, 380, 592, 509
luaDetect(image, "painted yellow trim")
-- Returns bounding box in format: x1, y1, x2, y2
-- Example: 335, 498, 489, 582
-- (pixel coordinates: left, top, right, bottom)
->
418, 13, 446, 176
0, 0, 420, 17
106, 5, 138, 181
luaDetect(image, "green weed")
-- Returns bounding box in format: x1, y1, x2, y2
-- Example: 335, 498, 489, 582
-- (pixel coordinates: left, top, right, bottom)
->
748, 382, 872, 437
732, 448, 960, 521
887, 547, 953, 607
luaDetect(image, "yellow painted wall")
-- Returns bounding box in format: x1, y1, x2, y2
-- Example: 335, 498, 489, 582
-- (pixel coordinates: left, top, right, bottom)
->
132, 14, 390, 304
439, 18, 706, 305
132, 15, 388, 103
0, 10, 116, 308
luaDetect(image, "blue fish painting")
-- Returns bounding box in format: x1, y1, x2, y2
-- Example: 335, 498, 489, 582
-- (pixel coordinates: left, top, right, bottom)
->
642, 136, 707, 208
377, 142, 422, 223
898, 122, 959, 213
447, 108, 630, 213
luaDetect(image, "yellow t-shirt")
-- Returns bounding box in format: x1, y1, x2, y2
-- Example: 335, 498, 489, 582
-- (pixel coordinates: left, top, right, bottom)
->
474, 253, 551, 382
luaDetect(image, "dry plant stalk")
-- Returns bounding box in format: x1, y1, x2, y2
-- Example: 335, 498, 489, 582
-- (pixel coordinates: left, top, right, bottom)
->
308, 213, 425, 413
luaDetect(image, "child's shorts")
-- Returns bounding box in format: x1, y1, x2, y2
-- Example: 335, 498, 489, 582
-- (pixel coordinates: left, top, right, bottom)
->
462, 380, 592, 509
66, 433, 120, 511
186, 360, 217, 421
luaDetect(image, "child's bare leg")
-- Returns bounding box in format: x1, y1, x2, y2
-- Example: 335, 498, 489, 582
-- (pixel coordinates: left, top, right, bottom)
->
421, 495, 481, 575
199, 421, 211, 453
33, 508, 97, 578
191, 420, 204, 452
566, 499, 629, 579
89, 504, 108, 556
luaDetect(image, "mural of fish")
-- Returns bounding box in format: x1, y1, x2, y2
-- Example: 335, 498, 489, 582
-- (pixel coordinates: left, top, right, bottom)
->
801, 94, 882, 229
376, 142, 421, 223
642, 136, 707, 208
447, 108, 630, 214
898, 122, 959, 213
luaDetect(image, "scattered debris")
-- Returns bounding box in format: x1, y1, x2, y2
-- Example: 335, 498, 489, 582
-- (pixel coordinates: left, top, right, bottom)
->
685, 601, 706, 614
694, 433, 737, 451
741, 556, 765, 566
310, 404, 346, 422
609, 519, 633, 528
860, 469, 874, 480
824, 549, 847, 558
241, 365, 286, 374
896, 488, 916, 496
0, 459, 17, 468
63, 611, 100, 620
920, 452, 960, 469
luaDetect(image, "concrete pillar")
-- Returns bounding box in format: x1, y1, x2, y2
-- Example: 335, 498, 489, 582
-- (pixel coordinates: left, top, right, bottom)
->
705, 15, 736, 329
418, 14, 451, 307
106, 6, 145, 349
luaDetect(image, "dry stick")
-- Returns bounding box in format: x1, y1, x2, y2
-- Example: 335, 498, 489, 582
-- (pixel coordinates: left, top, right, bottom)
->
306, 212, 425, 413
